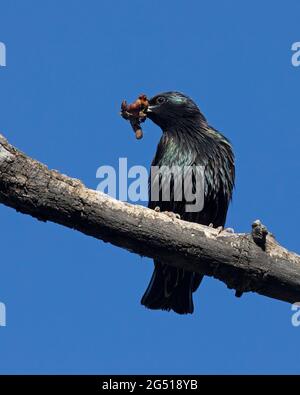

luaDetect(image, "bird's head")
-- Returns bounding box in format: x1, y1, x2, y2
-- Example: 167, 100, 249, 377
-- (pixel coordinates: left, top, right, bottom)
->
146, 91, 205, 130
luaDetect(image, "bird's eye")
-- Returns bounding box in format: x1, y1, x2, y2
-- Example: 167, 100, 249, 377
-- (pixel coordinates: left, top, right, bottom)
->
156, 96, 166, 105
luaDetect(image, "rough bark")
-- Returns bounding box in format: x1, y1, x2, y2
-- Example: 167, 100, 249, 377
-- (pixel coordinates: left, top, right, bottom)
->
0, 134, 300, 304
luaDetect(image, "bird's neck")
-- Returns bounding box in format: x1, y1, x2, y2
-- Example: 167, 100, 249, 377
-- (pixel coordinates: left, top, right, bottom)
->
156, 116, 232, 168
162, 113, 207, 134
161, 116, 212, 147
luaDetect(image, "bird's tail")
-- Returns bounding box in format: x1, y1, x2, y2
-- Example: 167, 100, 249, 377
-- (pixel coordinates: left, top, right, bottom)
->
141, 260, 203, 314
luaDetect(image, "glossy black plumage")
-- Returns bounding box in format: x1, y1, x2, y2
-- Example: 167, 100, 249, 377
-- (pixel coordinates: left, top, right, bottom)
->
141, 92, 235, 314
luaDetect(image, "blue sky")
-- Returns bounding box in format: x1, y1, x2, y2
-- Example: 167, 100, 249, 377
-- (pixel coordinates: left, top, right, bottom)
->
0, 0, 300, 374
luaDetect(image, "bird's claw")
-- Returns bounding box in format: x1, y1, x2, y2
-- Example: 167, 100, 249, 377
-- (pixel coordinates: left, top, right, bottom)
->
216, 226, 235, 235
224, 227, 234, 233
154, 207, 180, 220
164, 212, 181, 220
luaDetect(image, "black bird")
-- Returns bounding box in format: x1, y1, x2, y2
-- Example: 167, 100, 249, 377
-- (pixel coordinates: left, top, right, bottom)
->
141, 91, 235, 314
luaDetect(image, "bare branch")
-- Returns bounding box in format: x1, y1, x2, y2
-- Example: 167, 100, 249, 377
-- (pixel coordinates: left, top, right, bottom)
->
0, 134, 300, 304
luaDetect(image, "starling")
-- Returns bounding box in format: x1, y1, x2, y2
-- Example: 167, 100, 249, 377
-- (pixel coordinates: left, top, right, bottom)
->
141, 92, 235, 314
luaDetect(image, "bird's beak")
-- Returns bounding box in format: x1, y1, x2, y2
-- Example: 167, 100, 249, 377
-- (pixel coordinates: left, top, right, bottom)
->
146, 105, 158, 113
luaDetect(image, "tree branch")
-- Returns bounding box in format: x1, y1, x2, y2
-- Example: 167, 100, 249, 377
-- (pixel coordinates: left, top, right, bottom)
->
0, 134, 300, 304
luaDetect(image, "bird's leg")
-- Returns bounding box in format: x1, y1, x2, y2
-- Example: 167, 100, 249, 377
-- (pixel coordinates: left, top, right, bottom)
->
251, 219, 268, 251
154, 206, 181, 220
